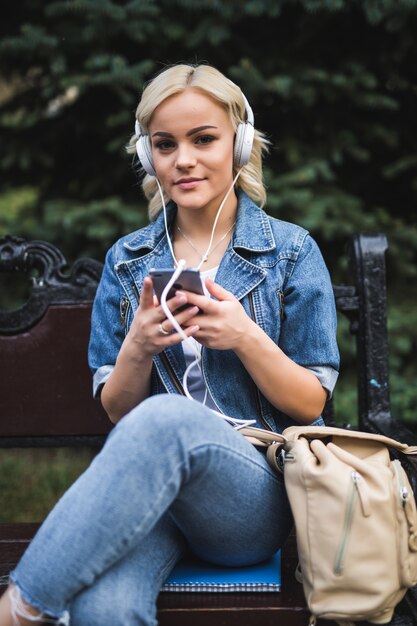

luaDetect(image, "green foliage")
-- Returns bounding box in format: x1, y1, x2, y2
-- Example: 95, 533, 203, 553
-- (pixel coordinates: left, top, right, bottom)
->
0, 187, 39, 233
1, 0, 417, 425
0, 449, 95, 522
388, 301, 417, 424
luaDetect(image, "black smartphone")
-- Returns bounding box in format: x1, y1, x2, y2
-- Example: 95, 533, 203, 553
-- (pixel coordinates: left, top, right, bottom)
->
149, 268, 204, 303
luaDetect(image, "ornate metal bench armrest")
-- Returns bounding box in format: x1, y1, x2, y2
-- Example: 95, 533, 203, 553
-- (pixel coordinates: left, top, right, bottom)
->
0, 236, 103, 335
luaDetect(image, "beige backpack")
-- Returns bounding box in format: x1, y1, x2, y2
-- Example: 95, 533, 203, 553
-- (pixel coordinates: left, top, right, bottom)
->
241, 425, 417, 625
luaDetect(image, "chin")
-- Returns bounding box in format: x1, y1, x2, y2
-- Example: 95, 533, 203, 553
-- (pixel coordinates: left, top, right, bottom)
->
172, 191, 211, 210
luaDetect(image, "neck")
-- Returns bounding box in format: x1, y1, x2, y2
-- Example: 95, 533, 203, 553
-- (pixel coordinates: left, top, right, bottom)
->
175, 189, 238, 237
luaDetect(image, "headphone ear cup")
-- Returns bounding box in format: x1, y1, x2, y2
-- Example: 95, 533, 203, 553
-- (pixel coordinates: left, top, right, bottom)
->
234, 122, 255, 168
136, 135, 156, 177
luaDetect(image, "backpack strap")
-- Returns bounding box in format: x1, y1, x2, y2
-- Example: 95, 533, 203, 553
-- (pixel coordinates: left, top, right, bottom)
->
282, 425, 417, 456
239, 424, 417, 461
238, 426, 286, 473
239, 426, 286, 448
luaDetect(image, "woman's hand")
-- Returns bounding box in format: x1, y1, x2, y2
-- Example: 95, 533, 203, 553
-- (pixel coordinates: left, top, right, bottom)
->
101, 276, 200, 423
181, 278, 327, 423
126, 277, 200, 359
180, 278, 254, 350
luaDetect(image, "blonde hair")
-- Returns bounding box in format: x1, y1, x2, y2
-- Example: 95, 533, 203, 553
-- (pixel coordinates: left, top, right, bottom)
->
127, 64, 269, 220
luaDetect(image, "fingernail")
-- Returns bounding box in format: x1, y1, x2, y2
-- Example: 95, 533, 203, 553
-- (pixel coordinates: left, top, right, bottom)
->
176, 294, 187, 304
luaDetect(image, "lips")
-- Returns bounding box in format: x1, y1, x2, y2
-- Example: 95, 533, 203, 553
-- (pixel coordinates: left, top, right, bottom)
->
174, 177, 205, 190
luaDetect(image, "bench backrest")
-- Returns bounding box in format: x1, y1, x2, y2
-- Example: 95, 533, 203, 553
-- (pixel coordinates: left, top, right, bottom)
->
0, 236, 110, 447
0, 233, 392, 447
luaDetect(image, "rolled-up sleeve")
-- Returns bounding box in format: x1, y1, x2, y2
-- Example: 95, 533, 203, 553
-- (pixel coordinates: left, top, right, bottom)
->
279, 234, 340, 395
88, 246, 125, 398
306, 365, 339, 398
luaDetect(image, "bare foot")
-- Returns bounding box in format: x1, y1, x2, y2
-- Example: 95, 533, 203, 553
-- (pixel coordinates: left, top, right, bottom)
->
0, 587, 14, 626
0, 585, 46, 626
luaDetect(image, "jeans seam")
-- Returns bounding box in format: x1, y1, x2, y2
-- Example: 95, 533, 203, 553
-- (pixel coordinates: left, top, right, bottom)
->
99, 443, 279, 570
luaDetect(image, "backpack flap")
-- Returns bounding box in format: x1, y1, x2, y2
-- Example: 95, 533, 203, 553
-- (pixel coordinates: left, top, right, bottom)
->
282, 425, 417, 456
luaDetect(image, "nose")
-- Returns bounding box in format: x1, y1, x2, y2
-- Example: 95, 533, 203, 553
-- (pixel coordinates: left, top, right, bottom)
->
175, 143, 196, 169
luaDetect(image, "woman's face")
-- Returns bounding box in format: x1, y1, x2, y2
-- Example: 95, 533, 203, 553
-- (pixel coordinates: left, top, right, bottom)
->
148, 88, 236, 216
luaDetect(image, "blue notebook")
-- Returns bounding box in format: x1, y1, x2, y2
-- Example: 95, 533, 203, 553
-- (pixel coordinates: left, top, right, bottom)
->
161, 551, 281, 592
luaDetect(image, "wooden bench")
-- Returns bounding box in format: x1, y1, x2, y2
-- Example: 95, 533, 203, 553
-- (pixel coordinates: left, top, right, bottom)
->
1, 233, 417, 625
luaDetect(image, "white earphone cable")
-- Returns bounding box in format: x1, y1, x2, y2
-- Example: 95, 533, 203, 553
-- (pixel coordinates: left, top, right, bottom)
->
155, 170, 243, 270
155, 177, 179, 266
156, 179, 256, 429
195, 168, 243, 271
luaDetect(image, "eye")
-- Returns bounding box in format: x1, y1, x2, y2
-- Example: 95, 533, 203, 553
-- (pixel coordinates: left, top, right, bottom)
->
195, 134, 216, 145
154, 139, 175, 151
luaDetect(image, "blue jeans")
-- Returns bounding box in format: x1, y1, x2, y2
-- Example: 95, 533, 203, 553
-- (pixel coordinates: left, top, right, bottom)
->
10, 395, 293, 626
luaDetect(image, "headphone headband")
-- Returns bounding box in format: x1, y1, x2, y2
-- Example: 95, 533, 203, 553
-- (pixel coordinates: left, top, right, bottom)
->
134, 92, 254, 177
241, 93, 254, 126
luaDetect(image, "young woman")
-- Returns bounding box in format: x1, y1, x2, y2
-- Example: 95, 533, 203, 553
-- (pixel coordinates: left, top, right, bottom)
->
0, 63, 339, 626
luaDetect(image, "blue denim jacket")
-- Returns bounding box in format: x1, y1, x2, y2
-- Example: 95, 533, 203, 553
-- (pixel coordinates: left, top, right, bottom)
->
89, 190, 339, 432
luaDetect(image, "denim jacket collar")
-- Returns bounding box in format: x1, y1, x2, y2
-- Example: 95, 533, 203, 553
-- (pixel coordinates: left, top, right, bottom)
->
117, 191, 274, 308
232, 190, 275, 253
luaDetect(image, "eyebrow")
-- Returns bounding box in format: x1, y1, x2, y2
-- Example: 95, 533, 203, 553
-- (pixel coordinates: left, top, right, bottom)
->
151, 125, 218, 138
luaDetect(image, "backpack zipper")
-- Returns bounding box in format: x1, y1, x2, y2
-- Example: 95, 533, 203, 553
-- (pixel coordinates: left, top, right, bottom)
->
393, 459, 409, 506
392, 459, 417, 550
334, 471, 369, 575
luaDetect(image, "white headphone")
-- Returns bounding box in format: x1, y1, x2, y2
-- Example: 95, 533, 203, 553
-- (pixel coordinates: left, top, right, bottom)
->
134, 92, 255, 177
